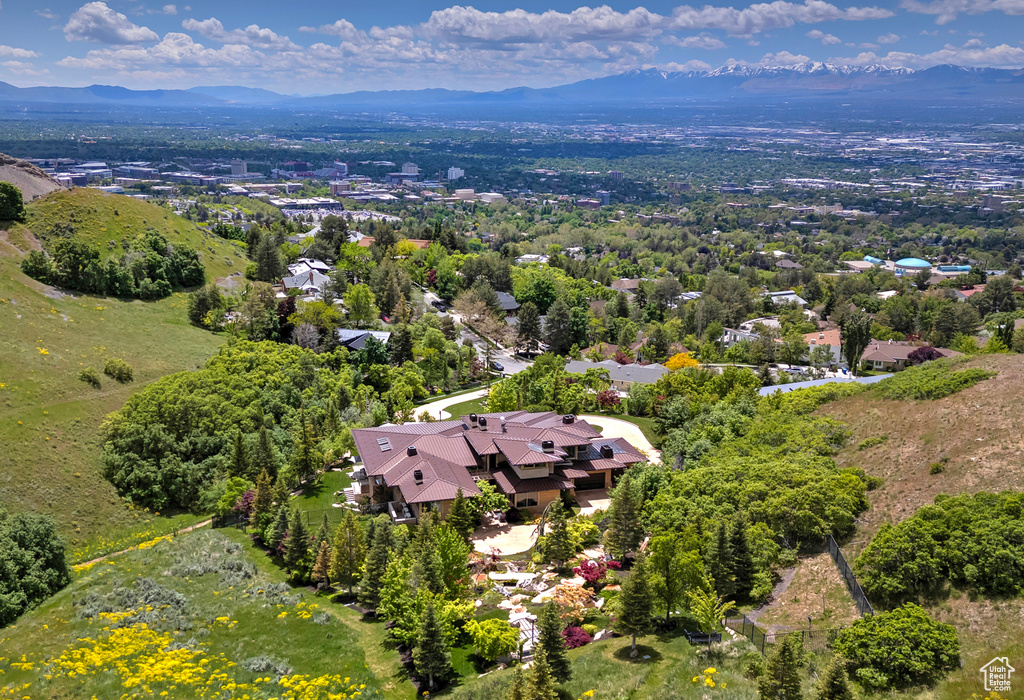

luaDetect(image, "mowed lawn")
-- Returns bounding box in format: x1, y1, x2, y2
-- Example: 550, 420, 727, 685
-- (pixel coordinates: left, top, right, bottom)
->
0, 223, 241, 557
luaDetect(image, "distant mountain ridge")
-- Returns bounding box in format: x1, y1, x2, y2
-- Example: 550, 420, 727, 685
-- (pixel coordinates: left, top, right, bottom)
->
2, 63, 1024, 109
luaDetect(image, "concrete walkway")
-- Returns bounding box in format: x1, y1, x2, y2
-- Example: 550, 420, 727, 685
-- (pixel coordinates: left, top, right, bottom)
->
577, 414, 660, 463
473, 522, 539, 555
417, 387, 489, 420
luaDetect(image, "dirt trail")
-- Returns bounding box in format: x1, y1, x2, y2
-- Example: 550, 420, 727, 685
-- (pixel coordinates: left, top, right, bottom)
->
78, 519, 213, 566
747, 566, 797, 624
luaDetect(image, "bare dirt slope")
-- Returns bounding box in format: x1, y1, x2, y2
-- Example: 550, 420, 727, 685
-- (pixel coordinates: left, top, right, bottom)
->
0, 152, 65, 201
819, 354, 1023, 557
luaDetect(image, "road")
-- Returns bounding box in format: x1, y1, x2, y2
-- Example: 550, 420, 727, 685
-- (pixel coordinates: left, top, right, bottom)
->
418, 387, 490, 420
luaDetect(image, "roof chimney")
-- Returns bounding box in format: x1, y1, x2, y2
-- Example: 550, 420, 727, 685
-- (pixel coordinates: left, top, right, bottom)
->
501, 416, 507, 433
562, 415, 575, 424
469, 413, 478, 425
478, 417, 488, 430
541, 440, 554, 453
407, 445, 417, 457
600, 444, 614, 459
413, 469, 423, 484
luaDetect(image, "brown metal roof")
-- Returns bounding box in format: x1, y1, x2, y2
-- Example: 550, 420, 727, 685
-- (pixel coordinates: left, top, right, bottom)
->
492, 467, 573, 495
493, 438, 566, 466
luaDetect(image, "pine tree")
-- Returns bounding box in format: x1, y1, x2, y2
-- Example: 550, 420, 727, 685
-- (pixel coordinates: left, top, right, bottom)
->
412, 513, 444, 595
536, 602, 571, 683
314, 512, 331, 550
358, 520, 391, 610
605, 476, 643, 560
312, 539, 332, 584
251, 468, 274, 534
708, 521, 736, 598
412, 598, 451, 691
544, 298, 574, 355
445, 488, 476, 543
731, 516, 755, 599
544, 500, 574, 569
285, 509, 310, 574
252, 424, 277, 478
330, 509, 366, 596
516, 301, 543, 354
526, 645, 558, 700
758, 634, 804, 700
505, 667, 527, 700
268, 505, 290, 552
272, 474, 290, 506
229, 430, 249, 478
814, 657, 853, 700
615, 554, 654, 655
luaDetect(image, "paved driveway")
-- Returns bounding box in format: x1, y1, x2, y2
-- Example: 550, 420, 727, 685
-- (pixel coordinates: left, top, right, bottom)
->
418, 387, 489, 420
576, 415, 661, 463
472, 522, 539, 555
576, 488, 611, 515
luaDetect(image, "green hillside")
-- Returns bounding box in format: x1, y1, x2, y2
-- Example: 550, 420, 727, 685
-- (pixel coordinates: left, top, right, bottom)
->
0, 192, 248, 560
25, 188, 247, 281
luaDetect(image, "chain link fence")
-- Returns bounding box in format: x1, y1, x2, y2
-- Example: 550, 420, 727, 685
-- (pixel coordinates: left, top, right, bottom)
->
826, 534, 874, 616
724, 615, 842, 656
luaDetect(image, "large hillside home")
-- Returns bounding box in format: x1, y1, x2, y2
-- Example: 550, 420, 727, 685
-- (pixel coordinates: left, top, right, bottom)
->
350, 411, 647, 523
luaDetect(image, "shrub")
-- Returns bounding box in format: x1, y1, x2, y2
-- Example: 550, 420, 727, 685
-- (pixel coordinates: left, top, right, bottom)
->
875, 360, 995, 400
833, 603, 960, 691
0, 507, 70, 625
581, 623, 598, 636
103, 358, 134, 383
78, 367, 102, 389
560, 626, 592, 649
907, 346, 944, 365
856, 435, 888, 451
929, 462, 945, 474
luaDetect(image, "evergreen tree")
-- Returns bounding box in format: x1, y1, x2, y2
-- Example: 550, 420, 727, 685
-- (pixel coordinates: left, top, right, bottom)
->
358, 520, 391, 610
312, 539, 332, 584
758, 634, 804, 700
285, 509, 310, 573
252, 424, 278, 478
605, 476, 643, 560
0, 182, 27, 223
389, 324, 414, 365
412, 599, 451, 691
445, 488, 475, 543
505, 667, 527, 700
253, 234, 284, 282
545, 298, 574, 355
330, 509, 366, 596
526, 645, 558, 700
615, 554, 654, 655
314, 512, 331, 550
228, 430, 249, 478
814, 657, 854, 700
708, 521, 736, 598
516, 301, 543, 354
536, 602, 571, 683
731, 516, 755, 599
268, 505, 290, 552
290, 409, 321, 484
838, 307, 872, 377
544, 499, 574, 569
251, 468, 274, 533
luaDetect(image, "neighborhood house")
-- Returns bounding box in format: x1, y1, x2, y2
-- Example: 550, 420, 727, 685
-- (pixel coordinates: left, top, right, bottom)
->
350, 411, 648, 523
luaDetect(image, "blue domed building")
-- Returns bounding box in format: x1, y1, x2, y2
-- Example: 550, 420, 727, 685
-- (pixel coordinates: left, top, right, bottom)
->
894, 257, 932, 276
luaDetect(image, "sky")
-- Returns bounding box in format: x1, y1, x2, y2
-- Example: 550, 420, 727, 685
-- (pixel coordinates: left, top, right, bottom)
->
1, 0, 1024, 93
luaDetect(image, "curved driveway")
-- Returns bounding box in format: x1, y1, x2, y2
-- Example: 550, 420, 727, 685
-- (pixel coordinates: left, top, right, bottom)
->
577, 414, 661, 463
417, 387, 489, 420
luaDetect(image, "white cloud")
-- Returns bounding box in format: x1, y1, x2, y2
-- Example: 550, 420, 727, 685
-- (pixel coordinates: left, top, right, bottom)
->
671, 0, 893, 38
148, 4, 177, 15
667, 34, 727, 49
420, 6, 666, 45
64, 2, 159, 44
59, 32, 261, 70
830, 41, 1024, 68
660, 59, 714, 71
0, 45, 41, 58
301, 19, 362, 41
807, 29, 842, 44
34, 8, 59, 20
181, 17, 299, 50
900, 0, 1024, 25
1, 60, 51, 77
759, 50, 813, 65
877, 32, 900, 43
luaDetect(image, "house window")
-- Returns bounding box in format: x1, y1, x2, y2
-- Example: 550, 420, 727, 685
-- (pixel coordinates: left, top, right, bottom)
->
515, 492, 538, 508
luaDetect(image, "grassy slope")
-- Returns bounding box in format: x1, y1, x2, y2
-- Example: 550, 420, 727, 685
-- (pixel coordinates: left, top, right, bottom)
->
814, 354, 1021, 699
25, 188, 247, 280
0, 192, 248, 558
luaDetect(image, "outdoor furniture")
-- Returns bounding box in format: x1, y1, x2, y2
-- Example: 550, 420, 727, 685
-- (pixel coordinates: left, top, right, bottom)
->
683, 629, 722, 645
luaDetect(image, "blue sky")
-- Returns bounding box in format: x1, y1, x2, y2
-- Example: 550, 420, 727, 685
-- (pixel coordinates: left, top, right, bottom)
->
1, 0, 1023, 92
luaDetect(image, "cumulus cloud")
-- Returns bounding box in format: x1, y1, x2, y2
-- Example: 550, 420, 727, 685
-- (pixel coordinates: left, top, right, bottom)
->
301, 19, 361, 41
0, 45, 41, 58
671, 0, 893, 38
666, 34, 727, 49
181, 17, 299, 50
877, 32, 899, 43
830, 41, 1024, 68
1, 60, 51, 77
151, 4, 177, 15
900, 0, 1024, 24
660, 59, 715, 71
34, 8, 59, 20
59, 32, 261, 70
759, 50, 813, 65
64, 2, 159, 44
807, 29, 841, 44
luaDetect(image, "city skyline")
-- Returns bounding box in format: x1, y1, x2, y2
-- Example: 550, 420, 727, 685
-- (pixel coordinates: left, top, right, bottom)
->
1, 0, 1024, 93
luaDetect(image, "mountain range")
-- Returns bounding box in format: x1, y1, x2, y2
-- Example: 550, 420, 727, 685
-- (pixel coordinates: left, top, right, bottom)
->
2, 63, 1023, 109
